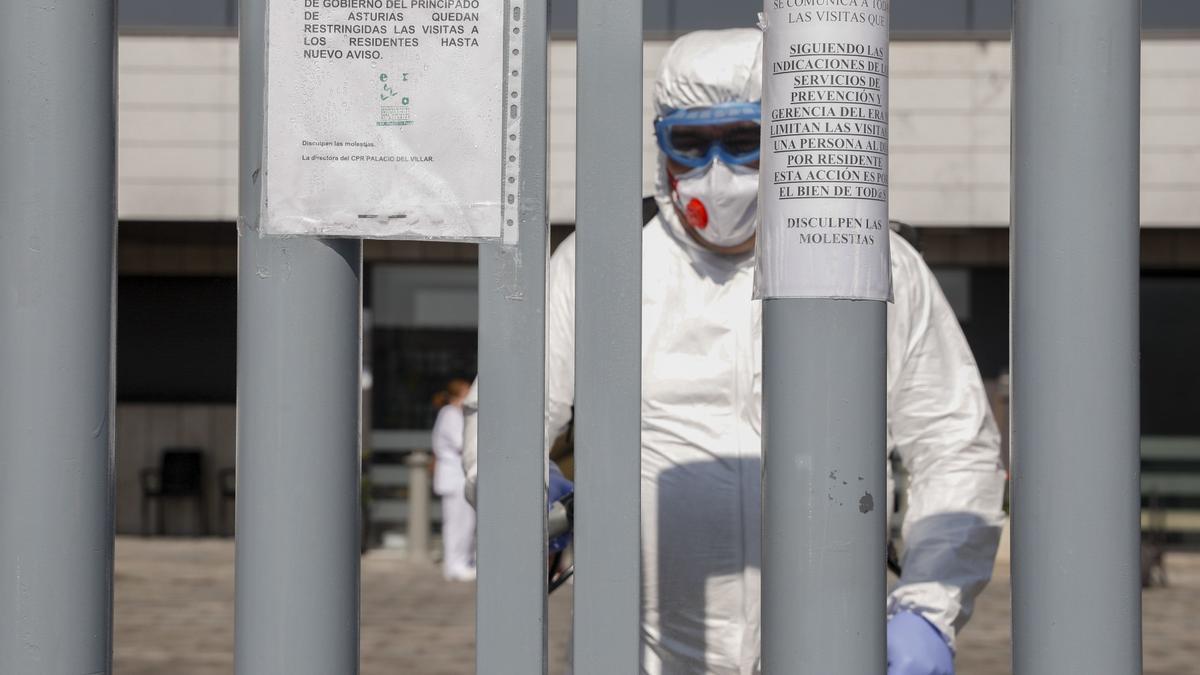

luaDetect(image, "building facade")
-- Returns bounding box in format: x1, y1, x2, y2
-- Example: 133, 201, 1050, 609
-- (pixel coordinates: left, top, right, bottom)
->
114, 1, 1200, 535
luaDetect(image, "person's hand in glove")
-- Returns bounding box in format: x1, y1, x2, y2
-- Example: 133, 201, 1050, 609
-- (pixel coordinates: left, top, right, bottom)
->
887, 611, 954, 675
548, 461, 574, 553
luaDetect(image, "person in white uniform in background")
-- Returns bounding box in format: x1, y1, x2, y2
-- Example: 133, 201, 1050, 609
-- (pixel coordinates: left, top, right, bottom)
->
431, 378, 476, 582
465, 28, 1006, 675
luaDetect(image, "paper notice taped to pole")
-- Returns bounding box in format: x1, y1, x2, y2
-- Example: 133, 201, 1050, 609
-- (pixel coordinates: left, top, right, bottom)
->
261, 0, 522, 242
755, 1, 892, 300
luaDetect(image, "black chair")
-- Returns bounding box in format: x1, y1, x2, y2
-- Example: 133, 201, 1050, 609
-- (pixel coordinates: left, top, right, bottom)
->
141, 448, 207, 536
218, 467, 236, 537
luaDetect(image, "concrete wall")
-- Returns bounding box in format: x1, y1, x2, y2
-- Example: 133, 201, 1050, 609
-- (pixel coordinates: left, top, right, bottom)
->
118, 35, 1200, 228
119, 37, 237, 221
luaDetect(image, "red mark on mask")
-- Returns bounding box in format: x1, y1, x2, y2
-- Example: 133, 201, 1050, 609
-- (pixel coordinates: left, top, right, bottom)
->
685, 198, 708, 229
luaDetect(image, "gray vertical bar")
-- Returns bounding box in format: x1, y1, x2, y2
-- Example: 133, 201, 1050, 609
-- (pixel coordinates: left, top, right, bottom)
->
1011, 0, 1142, 673
574, 0, 643, 671
406, 450, 432, 562
235, 0, 363, 672
761, 300, 887, 673
0, 2, 116, 673
475, 0, 549, 672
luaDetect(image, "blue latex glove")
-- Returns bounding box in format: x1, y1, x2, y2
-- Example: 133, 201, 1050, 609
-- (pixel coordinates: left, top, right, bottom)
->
887, 612, 954, 675
548, 461, 574, 552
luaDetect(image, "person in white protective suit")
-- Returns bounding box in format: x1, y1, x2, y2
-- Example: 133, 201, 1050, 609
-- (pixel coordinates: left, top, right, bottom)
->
431, 378, 476, 581
464, 28, 1006, 675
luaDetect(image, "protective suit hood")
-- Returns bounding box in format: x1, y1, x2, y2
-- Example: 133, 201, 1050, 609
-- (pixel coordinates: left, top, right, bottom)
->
652, 29, 763, 267
653, 28, 763, 117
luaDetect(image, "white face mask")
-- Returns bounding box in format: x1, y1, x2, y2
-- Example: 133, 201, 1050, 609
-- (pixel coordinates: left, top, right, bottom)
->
670, 158, 759, 248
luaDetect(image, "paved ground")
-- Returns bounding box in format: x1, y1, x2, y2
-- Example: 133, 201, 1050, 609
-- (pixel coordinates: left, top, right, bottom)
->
114, 537, 572, 675
114, 537, 1200, 674
954, 558, 1200, 675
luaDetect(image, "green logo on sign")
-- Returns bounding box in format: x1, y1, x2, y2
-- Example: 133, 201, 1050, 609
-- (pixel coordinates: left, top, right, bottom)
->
378, 73, 413, 127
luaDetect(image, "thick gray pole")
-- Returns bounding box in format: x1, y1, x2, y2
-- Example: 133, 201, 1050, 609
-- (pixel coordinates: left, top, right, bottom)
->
235, 0, 363, 672
573, 0, 643, 671
0, 3, 116, 673
759, 0, 890, 668
1011, 1, 1142, 673
761, 300, 887, 673
475, 0, 550, 671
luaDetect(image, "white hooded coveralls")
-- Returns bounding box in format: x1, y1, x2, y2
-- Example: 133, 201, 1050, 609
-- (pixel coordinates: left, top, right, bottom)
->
465, 28, 1006, 675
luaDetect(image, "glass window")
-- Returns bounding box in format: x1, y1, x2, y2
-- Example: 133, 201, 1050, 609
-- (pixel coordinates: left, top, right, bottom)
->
119, 0, 236, 32
117, 276, 237, 403
120, 0, 1200, 36
1142, 274, 1200, 435
370, 264, 479, 431
550, 0, 1200, 37
960, 0, 1200, 33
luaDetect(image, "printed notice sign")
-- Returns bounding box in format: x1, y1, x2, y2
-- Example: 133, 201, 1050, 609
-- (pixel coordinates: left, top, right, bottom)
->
262, 0, 513, 241
755, 0, 892, 300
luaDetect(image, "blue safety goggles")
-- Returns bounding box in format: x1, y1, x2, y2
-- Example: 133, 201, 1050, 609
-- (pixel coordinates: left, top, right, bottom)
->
653, 101, 762, 169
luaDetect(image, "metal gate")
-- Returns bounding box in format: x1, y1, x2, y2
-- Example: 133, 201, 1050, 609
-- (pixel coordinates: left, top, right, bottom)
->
0, 0, 1143, 673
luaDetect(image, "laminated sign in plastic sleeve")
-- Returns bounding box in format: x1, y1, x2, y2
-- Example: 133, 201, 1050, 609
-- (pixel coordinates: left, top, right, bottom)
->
261, 0, 522, 242
755, 1, 892, 300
